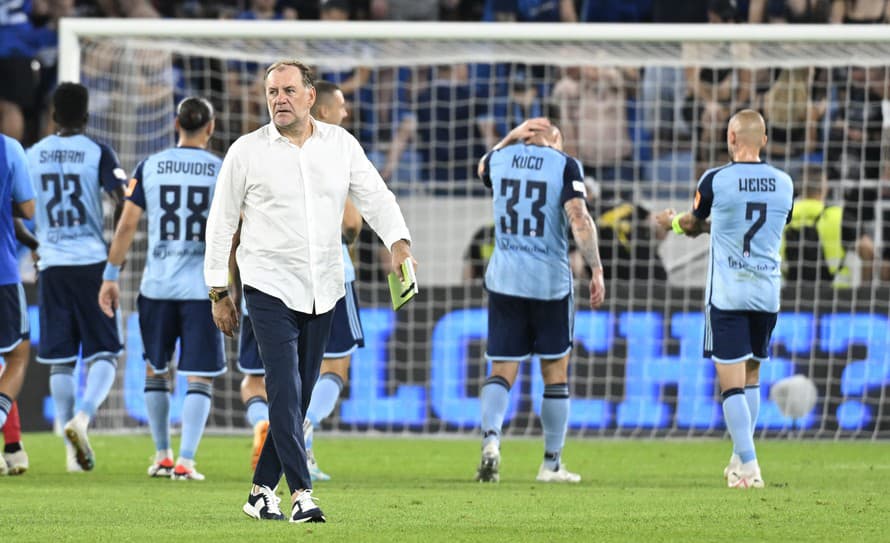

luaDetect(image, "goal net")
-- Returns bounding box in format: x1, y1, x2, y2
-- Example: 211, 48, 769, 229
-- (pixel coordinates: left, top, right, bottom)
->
53, 19, 890, 439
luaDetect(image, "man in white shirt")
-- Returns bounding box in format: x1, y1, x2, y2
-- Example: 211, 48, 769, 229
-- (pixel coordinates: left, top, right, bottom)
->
204, 59, 414, 523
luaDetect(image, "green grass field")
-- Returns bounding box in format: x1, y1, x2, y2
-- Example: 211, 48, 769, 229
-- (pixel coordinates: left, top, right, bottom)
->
2, 434, 889, 542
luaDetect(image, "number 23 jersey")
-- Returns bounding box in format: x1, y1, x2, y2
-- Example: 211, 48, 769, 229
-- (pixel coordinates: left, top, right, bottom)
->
26, 134, 127, 270
127, 146, 222, 300
693, 161, 793, 313
479, 143, 586, 301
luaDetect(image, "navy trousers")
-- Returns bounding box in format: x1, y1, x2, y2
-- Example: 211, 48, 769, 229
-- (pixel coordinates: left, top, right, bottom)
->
244, 286, 334, 493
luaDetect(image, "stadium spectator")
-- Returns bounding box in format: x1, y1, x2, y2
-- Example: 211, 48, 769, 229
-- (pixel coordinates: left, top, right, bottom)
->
235, 0, 296, 19
655, 110, 794, 489
748, 0, 833, 23
315, 0, 375, 145
573, 180, 669, 284
0, 0, 39, 142
578, 0, 652, 22
26, 83, 127, 473
831, 0, 890, 23
841, 160, 890, 283
482, 0, 578, 22
827, 65, 886, 183
478, 66, 550, 150
0, 133, 35, 475
682, 0, 755, 173
551, 64, 635, 189
370, 0, 440, 20
204, 60, 414, 523
783, 164, 850, 286
382, 63, 489, 194
99, 97, 223, 481
640, 0, 708, 184
475, 118, 605, 484
758, 66, 827, 179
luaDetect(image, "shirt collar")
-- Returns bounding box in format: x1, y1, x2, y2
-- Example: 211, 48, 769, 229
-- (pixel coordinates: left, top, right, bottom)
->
266, 117, 329, 143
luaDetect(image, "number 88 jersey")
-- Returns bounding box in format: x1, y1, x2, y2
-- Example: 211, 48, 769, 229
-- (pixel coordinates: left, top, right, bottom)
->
693, 162, 794, 313
127, 147, 222, 300
479, 143, 586, 301
27, 134, 128, 271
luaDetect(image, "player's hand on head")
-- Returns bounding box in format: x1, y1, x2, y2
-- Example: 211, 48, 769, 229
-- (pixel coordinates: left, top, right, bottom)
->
589, 268, 605, 309
212, 296, 238, 338
510, 117, 551, 142
98, 281, 120, 318
654, 209, 676, 232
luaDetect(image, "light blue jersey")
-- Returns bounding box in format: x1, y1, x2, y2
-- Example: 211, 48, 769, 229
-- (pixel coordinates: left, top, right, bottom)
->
128, 146, 221, 300
693, 161, 794, 313
26, 134, 126, 270
479, 143, 586, 300
1, 135, 35, 285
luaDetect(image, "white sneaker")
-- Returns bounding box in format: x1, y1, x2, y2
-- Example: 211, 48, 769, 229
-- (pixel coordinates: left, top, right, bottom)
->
66, 442, 84, 473
475, 440, 501, 482
148, 450, 175, 478
3, 445, 28, 475
727, 462, 764, 489
0, 454, 7, 476
63, 414, 94, 471
243, 485, 285, 521
307, 448, 330, 481
171, 457, 205, 481
535, 462, 581, 483
723, 453, 741, 480
290, 489, 325, 523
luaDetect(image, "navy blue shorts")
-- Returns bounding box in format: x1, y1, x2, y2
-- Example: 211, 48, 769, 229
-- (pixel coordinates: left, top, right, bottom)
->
138, 295, 226, 377
238, 313, 263, 375
324, 282, 364, 358
0, 283, 29, 353
704, 305, 777, 364
37, 263, 122, 364
485, 290, 574, 361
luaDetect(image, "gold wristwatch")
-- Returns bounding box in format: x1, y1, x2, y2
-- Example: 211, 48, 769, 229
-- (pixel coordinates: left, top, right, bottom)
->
208, 287, 229, 303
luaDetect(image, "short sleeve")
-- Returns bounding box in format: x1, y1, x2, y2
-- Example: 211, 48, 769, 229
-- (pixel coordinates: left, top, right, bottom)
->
125, 160, 147, 210
559, 156, 586, 205
479, 151, 494, 188
98, 142, 127, 194
692, 169, 716, 220
6, 138, 34, 203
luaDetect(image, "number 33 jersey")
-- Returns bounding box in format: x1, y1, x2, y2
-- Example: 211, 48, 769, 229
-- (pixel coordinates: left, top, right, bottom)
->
479, 143, 586, 300
692, 162, 794, 313
127, 147, 222, 300
27, 134, 127, 271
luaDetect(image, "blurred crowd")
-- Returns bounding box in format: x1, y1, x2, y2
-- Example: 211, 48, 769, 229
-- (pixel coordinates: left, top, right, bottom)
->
3, 0, 890, 288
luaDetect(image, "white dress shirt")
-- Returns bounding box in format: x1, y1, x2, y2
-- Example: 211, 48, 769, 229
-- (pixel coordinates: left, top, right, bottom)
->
204, 119, 411, 314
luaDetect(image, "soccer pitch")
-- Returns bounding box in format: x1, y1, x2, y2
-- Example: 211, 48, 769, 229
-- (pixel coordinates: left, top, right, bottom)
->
3, 434, 888, 542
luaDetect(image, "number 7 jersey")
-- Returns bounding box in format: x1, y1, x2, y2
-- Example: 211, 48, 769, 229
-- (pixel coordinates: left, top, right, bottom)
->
692, 161, 794, 313
479, 143, 587, 300
127, 146, 221, 300
26, 134, 128, 270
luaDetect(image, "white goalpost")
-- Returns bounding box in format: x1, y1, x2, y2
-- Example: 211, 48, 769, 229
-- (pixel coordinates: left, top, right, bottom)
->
54, 18, 890, 439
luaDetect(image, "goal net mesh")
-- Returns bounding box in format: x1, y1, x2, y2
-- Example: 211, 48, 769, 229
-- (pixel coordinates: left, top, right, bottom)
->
62, 26, 890, 439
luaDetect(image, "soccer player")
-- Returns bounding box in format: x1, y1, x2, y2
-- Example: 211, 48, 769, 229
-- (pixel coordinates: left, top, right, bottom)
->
26, 83, 128, 472
1, 219, 38, 476
475, 118, 606, 484
99, 97, 223, 481
655, 109, 794, 489
234, 81, 365, 481
0, 134, 36, 476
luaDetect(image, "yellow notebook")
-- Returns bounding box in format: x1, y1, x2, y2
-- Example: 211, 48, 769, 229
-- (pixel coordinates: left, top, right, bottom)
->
388, 258, 418, 311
